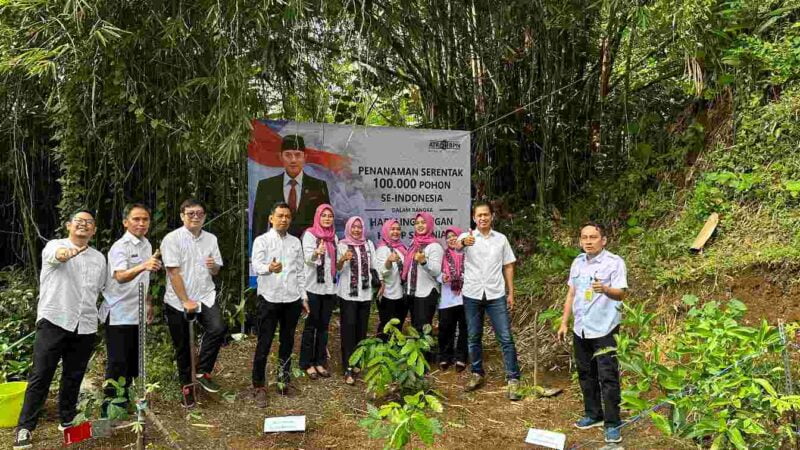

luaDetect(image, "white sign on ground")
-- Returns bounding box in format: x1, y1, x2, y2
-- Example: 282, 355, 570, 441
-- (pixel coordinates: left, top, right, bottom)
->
525, 428, 566, 449
263, 415, 306, 433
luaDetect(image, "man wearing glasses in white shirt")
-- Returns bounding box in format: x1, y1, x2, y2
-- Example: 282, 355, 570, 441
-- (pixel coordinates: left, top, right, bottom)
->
160, 198, 225, 408
14, 210, 106, 450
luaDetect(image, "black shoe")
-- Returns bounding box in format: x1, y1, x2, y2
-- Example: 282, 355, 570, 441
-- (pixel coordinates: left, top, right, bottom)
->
455, 362, 467, 372
13, 428, 32, 450
439, 361, 451, 371
181, 385, 196, 408
196, 373, 221, 393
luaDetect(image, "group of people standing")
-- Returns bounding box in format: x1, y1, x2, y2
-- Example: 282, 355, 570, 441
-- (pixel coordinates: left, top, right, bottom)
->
249, 200, 522, 404
12, 197, 629, 449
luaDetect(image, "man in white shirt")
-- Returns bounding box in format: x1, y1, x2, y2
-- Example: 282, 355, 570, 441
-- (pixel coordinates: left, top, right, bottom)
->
14, 210, 106, 450
160, 199, 226, 408
250, 202, 309, 407
99, 204, 161, 417
457, 201, 522, 401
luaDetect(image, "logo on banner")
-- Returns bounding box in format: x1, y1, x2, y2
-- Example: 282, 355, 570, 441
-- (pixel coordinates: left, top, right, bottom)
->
428, 139, 461, 152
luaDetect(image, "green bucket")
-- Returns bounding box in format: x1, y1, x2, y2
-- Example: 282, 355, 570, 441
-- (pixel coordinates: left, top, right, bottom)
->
0, 382, 27, 428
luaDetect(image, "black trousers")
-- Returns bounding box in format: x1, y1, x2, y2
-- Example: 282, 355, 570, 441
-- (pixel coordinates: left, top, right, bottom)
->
339, 298, 371, 371
376, 295, 409, 340
410, 291, 438, 334
299, 292, 335, 369
438, 305, 467, 364
164, 302, 227, 385
252, 297, 302, 387
103, 322, 139, 407
573, 326, 622, 427
17, 319, 95, 430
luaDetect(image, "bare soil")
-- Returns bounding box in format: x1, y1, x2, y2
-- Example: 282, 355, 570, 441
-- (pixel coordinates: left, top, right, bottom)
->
0, 311, 685, 450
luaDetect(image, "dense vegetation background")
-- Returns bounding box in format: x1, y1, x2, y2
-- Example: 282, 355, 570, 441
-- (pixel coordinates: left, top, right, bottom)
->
1, 0, 799, 447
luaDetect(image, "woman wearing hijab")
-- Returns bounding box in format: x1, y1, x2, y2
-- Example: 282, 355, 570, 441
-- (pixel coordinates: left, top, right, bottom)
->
299, 204, 337, 379
437, 226, 468, 371
402, 212, 444, 336
336, 216, 378, 385
375, 219, 408, 340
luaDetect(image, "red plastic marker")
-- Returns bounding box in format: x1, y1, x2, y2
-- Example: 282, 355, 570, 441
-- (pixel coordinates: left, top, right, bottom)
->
63, 421, 92, 445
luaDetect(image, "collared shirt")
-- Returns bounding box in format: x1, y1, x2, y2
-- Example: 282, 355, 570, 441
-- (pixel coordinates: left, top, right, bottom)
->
100, 232, 152, 325
375, 245, 405, 300
301, 231, 338, 295
336, 240, 378, 302
283, 171, 304, 205
38, 239, 106, 334
161, 227, 223, 311
458, 229, 516, 300
437, 274, 463, 309
252, 228, 307, 303
405, 243, 443, 298
568, 249, 628, 339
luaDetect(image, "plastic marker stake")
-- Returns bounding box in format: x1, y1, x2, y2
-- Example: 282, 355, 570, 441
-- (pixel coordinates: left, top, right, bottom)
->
64, 421, 92, 445
263, 415, 306, 433
525, 428, 566, 449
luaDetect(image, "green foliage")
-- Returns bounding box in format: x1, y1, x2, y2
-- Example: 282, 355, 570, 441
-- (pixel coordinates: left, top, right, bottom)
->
349, 319, 434, 397
0, 269, 37, 382
617, 296, 800, 448
359, 391, 443, 449
102, 377, 132, 421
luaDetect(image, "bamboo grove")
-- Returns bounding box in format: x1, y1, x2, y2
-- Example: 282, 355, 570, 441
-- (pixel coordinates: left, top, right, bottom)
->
2, 0, 798, 324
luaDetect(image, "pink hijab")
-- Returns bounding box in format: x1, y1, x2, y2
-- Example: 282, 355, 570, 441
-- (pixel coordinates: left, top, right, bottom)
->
378, 219, 407, 257
402, 212, 438, 280
341, 216, 367, 246
305, 204, 336, 277
441, 226, 464, 293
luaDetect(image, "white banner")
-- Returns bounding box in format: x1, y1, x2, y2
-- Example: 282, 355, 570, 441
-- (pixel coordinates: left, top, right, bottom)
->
247, 120, 471, 248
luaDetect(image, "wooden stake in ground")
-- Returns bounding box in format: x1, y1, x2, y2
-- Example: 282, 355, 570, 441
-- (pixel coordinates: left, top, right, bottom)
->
690, 213, 719, 253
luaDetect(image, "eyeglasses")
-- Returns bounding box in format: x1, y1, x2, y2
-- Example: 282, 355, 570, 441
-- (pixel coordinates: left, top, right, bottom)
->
72, 218, 96, 226
183, 211, 206, 218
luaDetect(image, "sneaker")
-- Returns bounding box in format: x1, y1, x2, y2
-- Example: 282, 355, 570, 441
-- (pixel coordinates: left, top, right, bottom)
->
464, 373, 485, 392
507, 379, 522, 401
439, 361, 451, 371
604, 426, 622, 443
57, 420, 75, 431
13, 428, 32, 450
454, 362, 467, 373
181, 385, 196, 408
574, 416, 603, 429
253, 387, 267, 408
196, 373, 221, 393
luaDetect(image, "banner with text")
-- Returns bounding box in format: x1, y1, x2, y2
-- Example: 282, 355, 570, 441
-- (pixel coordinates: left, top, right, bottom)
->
248, 119, 471, 250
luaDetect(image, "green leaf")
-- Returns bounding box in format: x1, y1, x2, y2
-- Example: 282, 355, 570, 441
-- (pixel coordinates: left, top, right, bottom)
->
726, 427, 747, 450
752, 378, 778, 397
649, 412, 672, 435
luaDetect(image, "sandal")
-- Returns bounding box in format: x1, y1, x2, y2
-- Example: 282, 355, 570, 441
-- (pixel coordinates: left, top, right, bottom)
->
344, 368, 356, 386
315, 365, 331, 378
306, 367, 319, 380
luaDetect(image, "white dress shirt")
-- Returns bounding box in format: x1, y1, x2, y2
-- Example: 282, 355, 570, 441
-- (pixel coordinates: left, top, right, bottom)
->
405, 243, 443, 298
161, 227, 223, 311
302, 231, 338, 295
568, 250, 628, 339
375, 246, 405, 300
283, 171, 304, 205
336, 240, 378, 302
252, 228, 307, 303
38, 239, 106, 334
100, 232, 152, 325
458, 229, 516, 300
